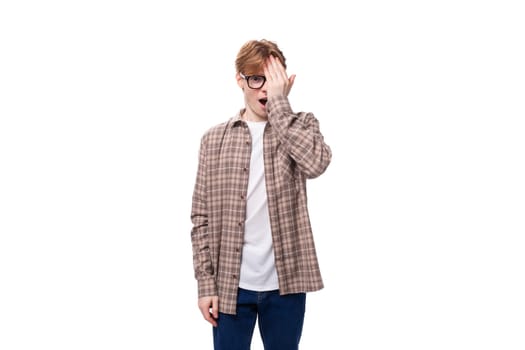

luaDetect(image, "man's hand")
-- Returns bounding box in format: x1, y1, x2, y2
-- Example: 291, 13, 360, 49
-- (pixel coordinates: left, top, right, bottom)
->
198, 296, 219, 327
264, 55, 296, 99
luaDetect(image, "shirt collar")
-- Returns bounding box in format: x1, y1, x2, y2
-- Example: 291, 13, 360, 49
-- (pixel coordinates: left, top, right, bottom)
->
229, 108, 271, 128
229, 109, 246, 128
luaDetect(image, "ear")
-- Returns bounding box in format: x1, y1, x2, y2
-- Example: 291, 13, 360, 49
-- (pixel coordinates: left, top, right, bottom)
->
236, 73, 244, 89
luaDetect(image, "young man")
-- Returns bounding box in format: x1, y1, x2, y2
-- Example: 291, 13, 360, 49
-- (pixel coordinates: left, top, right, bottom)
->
190, 39, 332, 350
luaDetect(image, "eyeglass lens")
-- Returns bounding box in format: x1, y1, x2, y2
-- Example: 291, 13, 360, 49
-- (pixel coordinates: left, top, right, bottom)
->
248, 76, 265, 89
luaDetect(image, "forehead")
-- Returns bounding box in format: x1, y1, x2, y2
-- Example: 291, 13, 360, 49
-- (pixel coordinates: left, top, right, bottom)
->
243, 64, 264, 76
244, 69, 264, 76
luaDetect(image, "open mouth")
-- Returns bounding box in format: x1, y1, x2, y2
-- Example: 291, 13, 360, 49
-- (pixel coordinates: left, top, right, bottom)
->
259, 98, 267, 106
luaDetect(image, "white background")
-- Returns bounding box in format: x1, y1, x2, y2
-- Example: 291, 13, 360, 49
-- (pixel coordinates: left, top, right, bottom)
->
1, 1, 524, 349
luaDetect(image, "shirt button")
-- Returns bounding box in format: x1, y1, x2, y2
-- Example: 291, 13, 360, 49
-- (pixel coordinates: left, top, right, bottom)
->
238, 222, 243, 226
243, 167, 248, 172
240, 194, 245, 200
235, 248, 240, 253
245, 140, 250, 145
232, 274, 237, 279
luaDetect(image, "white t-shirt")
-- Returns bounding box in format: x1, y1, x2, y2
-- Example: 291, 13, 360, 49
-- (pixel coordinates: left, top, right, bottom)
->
239, 121, 279, 291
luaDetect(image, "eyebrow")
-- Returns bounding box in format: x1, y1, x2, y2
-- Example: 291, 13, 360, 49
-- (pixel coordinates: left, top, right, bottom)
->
240, 73, 265, 77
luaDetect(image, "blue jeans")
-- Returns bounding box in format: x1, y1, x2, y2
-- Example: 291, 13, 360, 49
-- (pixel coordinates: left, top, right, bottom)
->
213, 288, 306, 350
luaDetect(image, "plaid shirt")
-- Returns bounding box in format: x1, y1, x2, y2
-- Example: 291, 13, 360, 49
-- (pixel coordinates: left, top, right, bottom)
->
191, 95, 332, 315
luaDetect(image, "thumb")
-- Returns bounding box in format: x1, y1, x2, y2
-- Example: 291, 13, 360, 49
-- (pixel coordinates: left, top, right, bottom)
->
212, 296, 219, 318
289, 74, 296, 87
287, 74, 296, 96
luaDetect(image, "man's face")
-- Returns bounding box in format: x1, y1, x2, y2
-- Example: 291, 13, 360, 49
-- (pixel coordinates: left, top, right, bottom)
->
236, 69, 268, 121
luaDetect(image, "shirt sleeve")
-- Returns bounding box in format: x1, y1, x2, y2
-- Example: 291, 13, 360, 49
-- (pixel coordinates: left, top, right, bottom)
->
190, 133, 217, 297
266, 95, 332, 178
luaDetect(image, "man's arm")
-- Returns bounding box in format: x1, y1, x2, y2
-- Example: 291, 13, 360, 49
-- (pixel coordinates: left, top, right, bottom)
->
190, 134, 219, 324
264, 56, 332, 178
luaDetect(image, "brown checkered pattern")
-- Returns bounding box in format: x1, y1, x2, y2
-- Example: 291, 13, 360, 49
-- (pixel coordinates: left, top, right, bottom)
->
191, 95, 332, 315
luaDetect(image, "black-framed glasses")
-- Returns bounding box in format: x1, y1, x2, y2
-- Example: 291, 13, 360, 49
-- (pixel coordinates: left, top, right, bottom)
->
240, 73, 266, 89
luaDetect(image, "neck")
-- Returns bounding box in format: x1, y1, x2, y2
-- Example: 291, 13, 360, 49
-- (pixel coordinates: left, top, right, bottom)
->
242, 111, 267, 122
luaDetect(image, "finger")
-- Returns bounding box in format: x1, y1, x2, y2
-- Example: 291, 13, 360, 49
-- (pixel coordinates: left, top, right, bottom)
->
265, 57, 277, 81
200, 304, 218, 327
263, 63, 270, 80
289, 74, 296, 88
207, 312, 218, 327
206, 314, 218, 327
287, 74, 296, 96
212, 297, 219, 319
270, 56, 288, 81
